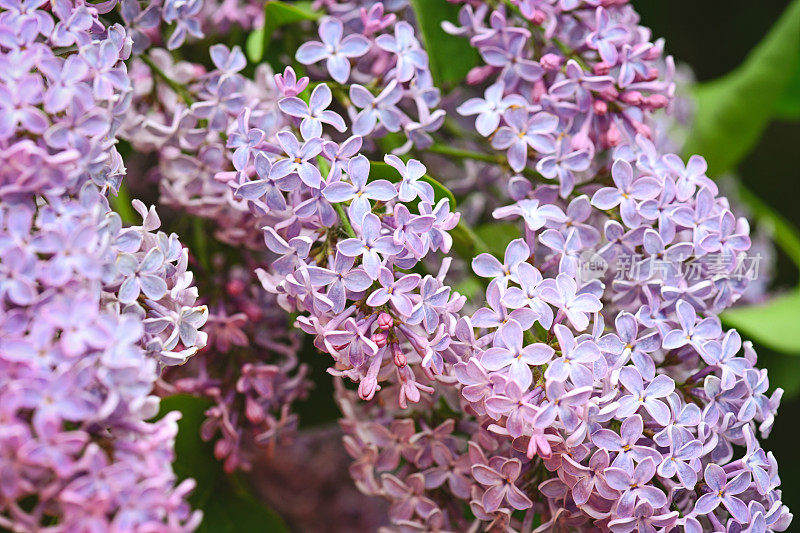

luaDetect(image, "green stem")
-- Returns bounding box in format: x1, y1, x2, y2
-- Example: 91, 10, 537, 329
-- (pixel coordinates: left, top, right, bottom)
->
429, 144, 502, 165
428, 144, 546, 182
140, 54, 195, 105
451, 220, 490, 257
333, 200, 356, 238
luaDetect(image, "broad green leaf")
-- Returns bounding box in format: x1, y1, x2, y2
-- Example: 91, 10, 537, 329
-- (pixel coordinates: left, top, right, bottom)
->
475, 222, 521, 257
192, 217, 212, 272
109, 183, 136, 225
453, 276, 483, 299
157, 395, 289, 532
368, 160, 457, 207
451, 220, 490, 259
736, 182, 800, 268
157, 395, 220, 507
774, 59, 800, 120
721, 290, 800, 354
246, 1, 320, 63
684, 0, 800, 174
197, 488, 287, 533
408, 0, 479, 86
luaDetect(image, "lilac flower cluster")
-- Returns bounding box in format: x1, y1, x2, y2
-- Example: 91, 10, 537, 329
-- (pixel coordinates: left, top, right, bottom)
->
0, 1, 130, 198
121, 0, 268, 54
0, 187, 205, 531
165, 263, 309, 473
0, 2, 208, 529
120, 41, 315, 475
297, 4, 445, 151
451, 0, 674, 198
123, 45, 288, 248
231, 1, 790, 531
439, 1, 787, 530
4, 0, 786, 531
120, 11, 458, 414
243, 85, 464, 407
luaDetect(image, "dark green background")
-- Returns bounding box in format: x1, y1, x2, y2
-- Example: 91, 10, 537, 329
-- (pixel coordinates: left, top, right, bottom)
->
634, 0, 800, 514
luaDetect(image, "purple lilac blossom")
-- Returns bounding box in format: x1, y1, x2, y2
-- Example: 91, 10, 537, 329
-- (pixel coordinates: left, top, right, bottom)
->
86, 0, 794, 531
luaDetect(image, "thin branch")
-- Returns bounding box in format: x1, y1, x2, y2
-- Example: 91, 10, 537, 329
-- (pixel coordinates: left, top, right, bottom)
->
140, 54, 195, 105
428, 144, 546, 182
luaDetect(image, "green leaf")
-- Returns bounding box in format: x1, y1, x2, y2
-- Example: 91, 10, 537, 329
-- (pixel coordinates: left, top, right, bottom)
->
683, 0, 800, 174
475, 223, 521, 257
368, 160, 457, 207
197, 489, 287, 533
736, 182, 800, 269
408, 0, 479, 86
157, 395, 289, 532
109, 183, 136, 225
774, 59, 800, 120
721, 290, 800, 355
451, 220, 489, 259
192, 217, 212, 272
157, 395, 220, 508
246, 1, 320, 63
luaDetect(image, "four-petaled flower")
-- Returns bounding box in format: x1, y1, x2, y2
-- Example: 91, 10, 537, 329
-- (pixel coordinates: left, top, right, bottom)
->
472, 458, 533, 512
616, 367, 675, 425
296, 17, 370, 83
694, 464, 751, 522
337, 213, 402, 279
323, 154, 398, 224
278, 83, 346, 139
492, 108, 557, 172
481, 319, 554, 390
366, 267, 421, 317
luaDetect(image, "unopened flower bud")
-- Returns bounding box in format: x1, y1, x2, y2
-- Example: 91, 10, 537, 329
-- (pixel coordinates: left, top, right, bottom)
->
372, 332, 388, 347
467, 65, 494, 85
392, 344, 406, 368
604, 124, 621, 147
540, 53, 563, 71
377, 312, 393, 330
226, 278, 246, 297
593, 99, 608, 115
528, 9, 546, 25
593, 61, 612, 76
620, 90, 643, 106
645, 94, 669, 109
599, 86, 619, 100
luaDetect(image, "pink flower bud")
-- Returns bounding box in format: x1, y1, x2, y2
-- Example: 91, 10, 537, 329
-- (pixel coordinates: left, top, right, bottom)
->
620, 91, 643, 106
593, 99, 608, 116
226, 278, 246, 297
646, 94, 670, 109
372, 332, 388, 347
635, 122, 652, 138
528, 9, 546, 25
540, 53, 563, 71
531, 79, 547, 102
392, 344, 407, 368
377, 312, 393, 330
593, 61, 612, 76
467, 65, 495, 85
604, 123, 621, 147
358, 377, 378, 401
599, 86, 619, 100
